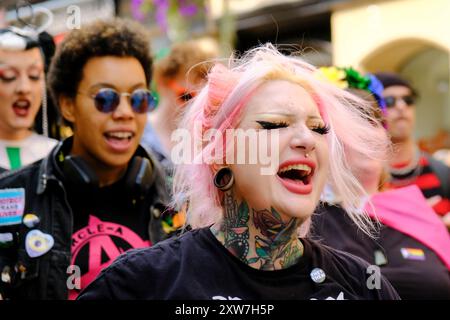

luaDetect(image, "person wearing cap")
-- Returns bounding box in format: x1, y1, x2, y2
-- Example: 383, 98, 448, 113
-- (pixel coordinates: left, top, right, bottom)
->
312, 67, 450, 299
0, 27, 58, 173
374, 72, 450, 229
0, 19, 170, 300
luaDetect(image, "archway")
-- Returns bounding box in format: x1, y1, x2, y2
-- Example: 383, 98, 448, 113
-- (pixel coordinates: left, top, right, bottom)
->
362, 39, 450, 153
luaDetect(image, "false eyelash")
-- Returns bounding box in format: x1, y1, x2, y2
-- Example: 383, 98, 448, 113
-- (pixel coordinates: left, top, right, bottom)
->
312, 124, 330, 135
0, 78, 15, 83
256, 120, 289, 130
0, 75, 15, 82
29, 74, 42, 80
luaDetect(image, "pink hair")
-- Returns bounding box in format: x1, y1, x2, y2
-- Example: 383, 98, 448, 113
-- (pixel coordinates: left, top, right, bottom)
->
172, 44, 389, 235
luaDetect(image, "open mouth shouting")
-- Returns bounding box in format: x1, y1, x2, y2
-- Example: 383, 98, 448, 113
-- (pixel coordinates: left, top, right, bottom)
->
276, 159, 315, 194
12, 99, 31, 117
103, 130, 135, 152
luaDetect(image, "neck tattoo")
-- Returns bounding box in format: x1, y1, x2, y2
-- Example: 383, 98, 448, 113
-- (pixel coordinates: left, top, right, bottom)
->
211, 193, 304, 271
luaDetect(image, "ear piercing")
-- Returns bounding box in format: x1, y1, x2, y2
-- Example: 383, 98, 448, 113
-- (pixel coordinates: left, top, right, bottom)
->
213, 167, 234, 191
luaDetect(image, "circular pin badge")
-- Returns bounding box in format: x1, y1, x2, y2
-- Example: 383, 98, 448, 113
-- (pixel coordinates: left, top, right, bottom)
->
310, 267, 326, 283
23, 214, 40, 228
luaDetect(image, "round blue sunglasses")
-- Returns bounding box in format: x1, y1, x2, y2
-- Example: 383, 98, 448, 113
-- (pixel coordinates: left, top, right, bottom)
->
80, 88, 157, 113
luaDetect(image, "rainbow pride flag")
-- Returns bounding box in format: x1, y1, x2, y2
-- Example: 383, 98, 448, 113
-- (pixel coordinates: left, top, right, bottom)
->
401, 248, 425, 261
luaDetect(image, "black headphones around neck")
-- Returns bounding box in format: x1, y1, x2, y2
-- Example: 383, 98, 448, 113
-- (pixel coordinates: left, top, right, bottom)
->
61, 154, 155, 198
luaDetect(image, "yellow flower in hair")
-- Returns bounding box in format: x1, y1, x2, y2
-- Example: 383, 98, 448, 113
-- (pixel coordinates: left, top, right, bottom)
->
316, 67, 348, 89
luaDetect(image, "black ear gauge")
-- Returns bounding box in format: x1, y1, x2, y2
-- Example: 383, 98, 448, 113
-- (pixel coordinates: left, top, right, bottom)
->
213, 167, 234, 191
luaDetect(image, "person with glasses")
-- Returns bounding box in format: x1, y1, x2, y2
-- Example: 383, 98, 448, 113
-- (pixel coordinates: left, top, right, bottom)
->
0, 27, 58, 173
374, 72, 450, 229
0, 19, 170, 300
311, 68, 450, 299
78, 45, 399, 300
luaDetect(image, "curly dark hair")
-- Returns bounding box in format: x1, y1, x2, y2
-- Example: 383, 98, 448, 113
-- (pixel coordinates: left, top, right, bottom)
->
48, 18, 152, 107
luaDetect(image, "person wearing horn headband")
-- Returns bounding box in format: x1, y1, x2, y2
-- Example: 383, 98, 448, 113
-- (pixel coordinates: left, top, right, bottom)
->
0, 19, 171, 300
311, 67, 450, 300
0, 27, 58, 173
78, 44, 399, 300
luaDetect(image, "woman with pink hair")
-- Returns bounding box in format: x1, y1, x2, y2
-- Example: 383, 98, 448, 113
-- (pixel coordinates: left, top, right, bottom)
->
78, 44, 399, 300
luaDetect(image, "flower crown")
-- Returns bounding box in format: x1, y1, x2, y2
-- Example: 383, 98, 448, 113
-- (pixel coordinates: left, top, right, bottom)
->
316, 66, 386, 113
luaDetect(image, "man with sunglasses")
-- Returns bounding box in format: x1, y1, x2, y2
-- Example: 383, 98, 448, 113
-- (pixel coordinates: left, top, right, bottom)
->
375, 72, 450, 229
0, 19, 171, 299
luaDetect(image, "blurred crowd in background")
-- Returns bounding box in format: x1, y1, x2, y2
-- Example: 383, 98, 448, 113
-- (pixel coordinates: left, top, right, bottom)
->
0, 0, 449, 301
2, 0, 450, 163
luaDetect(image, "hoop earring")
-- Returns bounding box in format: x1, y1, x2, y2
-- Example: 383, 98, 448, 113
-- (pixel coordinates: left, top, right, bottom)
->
213, 167, 234, 191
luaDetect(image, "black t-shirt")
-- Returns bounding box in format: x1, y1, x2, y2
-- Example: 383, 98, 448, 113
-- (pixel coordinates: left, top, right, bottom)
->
67, 179, 151, 300
77, 227, 399, 300
310, 204, 450, 299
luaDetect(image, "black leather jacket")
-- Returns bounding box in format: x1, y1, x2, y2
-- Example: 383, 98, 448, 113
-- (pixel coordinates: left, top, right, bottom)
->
0, 138, 171, 299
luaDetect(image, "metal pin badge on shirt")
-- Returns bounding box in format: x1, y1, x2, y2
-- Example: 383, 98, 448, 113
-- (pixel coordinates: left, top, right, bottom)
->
0, 232, 14, 248
23, 214, 40, 228
0, 188, 25, 227
374, 250, 388, 266
25, 229, 54, 258
310, 268, 326, 284
1, 266, 11, 284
